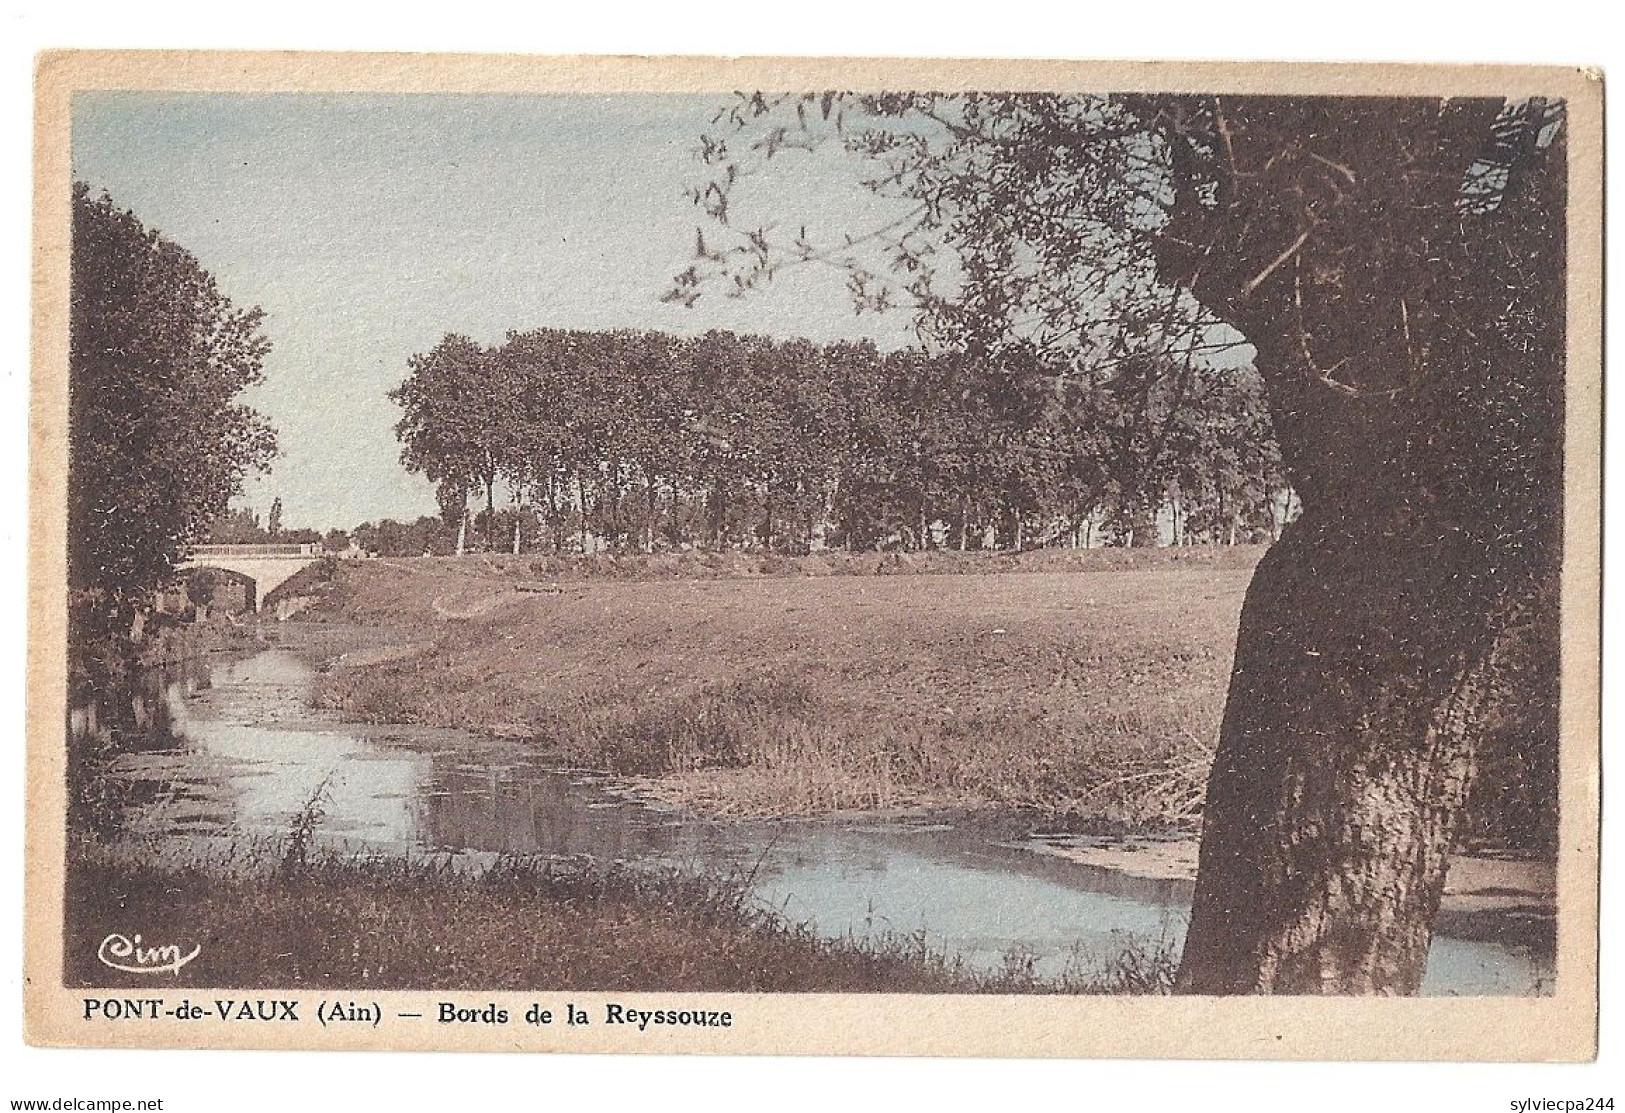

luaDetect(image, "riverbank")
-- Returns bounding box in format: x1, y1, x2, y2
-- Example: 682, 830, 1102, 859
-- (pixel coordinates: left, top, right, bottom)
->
64, 842, 1167, 993
304, 550, 1257, 823
68, 633, 1553, 995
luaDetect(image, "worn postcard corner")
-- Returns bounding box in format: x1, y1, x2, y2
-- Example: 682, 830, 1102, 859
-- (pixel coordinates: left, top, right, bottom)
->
25, 51, 1601, 1060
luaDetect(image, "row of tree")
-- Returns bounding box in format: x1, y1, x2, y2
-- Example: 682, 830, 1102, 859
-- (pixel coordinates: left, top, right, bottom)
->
392, 327, 1286, 556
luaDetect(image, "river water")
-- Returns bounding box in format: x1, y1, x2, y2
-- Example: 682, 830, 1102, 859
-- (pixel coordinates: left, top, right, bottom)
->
88, 640, 1553, 995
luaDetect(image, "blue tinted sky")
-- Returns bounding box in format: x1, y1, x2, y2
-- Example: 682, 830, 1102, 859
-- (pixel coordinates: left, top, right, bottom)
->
71, 92, 917, 529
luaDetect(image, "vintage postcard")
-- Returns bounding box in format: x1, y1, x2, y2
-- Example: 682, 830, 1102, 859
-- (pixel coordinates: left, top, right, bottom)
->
25, 52, 1602, 1058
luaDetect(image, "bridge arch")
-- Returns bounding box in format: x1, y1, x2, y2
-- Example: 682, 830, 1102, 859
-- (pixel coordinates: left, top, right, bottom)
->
174, 564, 259, 613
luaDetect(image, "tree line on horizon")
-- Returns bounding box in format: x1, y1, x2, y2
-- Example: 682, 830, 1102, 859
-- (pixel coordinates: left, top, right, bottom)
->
389, 326, 1289, 557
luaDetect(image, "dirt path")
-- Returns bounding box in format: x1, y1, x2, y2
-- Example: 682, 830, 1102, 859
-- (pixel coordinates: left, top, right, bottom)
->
429, 592, 512, 620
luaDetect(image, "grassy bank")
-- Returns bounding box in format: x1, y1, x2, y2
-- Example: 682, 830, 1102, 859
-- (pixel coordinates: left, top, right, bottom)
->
307, 550, 1260, 823
64, 843, 1172, 993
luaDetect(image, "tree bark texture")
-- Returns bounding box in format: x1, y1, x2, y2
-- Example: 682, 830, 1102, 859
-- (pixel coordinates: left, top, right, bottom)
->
1178, 510, 1498, 993
1152, 96, 1566, 993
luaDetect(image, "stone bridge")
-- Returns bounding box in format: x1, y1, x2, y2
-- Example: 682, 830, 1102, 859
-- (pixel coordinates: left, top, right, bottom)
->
177, 543, 326, 612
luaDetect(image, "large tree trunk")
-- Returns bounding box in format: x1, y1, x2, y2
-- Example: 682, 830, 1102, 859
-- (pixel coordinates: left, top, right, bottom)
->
1151, 96, 1565, 994
1177, 508, 1497, 993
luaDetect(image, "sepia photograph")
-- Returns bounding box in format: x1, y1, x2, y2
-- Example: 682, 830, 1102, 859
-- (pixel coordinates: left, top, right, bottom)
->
23, 52, 1601, 1060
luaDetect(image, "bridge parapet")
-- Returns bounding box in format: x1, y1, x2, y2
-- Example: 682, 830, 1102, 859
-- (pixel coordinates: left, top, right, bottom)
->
190, 543, 321, 559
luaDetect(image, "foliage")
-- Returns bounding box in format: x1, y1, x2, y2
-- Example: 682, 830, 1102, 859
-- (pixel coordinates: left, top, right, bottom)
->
207, 505, 320, 546
69, 184, 277, 657
670, 93, 1283, 547
389, 334, 517, 548
670, 89, 1563, 610
206, 507, 263, 544
351, 515, 458, 557
390, 326, 1282, 555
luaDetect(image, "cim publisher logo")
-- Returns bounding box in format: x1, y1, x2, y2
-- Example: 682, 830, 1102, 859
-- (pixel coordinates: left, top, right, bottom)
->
96, 932, 201, 976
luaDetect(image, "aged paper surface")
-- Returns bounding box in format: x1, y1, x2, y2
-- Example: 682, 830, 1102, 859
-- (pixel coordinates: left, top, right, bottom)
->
26, 51, 1601, 1058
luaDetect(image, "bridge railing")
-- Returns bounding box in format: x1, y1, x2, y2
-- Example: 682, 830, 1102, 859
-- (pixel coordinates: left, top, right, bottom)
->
188, 543, 322, 559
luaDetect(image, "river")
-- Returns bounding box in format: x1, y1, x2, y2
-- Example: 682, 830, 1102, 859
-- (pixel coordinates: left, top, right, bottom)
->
82, 634, 1554, 995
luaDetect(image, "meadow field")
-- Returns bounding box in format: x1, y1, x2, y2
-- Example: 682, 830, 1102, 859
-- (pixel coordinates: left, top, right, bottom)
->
310, 547, 1263, 825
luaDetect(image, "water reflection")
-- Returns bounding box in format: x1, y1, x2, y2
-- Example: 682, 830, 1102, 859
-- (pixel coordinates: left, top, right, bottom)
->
79, 645, 1553, 996
69, 657, 205, 753
68, 657, 216, 836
